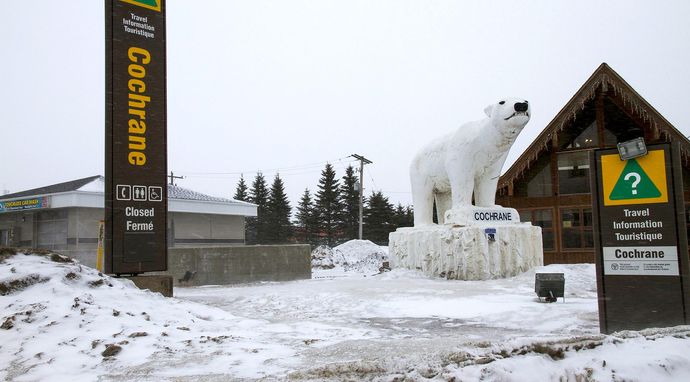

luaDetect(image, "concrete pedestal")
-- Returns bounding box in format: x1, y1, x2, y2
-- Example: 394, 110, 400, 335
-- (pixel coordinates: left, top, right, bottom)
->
389, 223, 543, 280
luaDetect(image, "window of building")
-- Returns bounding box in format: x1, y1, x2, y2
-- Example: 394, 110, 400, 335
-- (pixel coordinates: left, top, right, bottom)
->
519, 208, 554, 251
557, 151, 591, 194
557, 98, 597, 151
603, 99, 644, 146
36, 209, 68, 250
514, 155, 553, 198
566, 121, 599, 149
560, 207, 593, 250
0, 229, 9, 246
526, 158, 552, 197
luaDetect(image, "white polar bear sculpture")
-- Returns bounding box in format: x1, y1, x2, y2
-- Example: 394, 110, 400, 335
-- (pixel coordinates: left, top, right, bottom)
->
410, 97, 530, 226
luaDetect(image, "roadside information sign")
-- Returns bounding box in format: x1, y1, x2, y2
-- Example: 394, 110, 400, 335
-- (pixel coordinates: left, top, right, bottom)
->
592, 143, 690, 333
105, 0, 167, 274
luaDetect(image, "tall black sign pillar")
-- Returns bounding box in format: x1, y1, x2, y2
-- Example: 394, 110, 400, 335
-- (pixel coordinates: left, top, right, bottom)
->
105, 0, 167, 274
591, 143, 690, 333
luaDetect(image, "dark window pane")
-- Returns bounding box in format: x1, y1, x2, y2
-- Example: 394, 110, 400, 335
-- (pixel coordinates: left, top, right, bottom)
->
519, 210, 532, 223
561, 209, 581, 228
603, 98, 645, 146
566, 121, 598, 149
602, 128, 617, 147
558, 152, 591, 194
557, 99, 597, 150
514, 155, 552, 198
562, 228, 581, 249
526, 160, 552, 197
542, 230, 554, 251
583, 209, 593, 227
534, 209, 553, 228
583, 230, 594, 248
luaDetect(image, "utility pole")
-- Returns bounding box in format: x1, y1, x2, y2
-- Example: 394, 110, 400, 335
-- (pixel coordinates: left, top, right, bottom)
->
350, 154, 372, 240
168, 171, 184, 186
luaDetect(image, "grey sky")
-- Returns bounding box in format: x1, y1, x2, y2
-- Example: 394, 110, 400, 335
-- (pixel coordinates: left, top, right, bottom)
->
2, 0, 690, 208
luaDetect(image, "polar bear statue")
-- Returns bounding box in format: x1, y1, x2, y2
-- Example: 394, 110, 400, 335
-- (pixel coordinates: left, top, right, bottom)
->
410, 97, 530, 226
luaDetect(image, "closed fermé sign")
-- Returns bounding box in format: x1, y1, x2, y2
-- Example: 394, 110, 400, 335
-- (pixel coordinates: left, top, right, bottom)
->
105, 0, 167, 274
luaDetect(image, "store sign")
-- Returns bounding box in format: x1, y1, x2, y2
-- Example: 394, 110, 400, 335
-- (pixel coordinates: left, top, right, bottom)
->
105, 0, 167, 274
592, 143, 690, 333
0, 197, 49, 213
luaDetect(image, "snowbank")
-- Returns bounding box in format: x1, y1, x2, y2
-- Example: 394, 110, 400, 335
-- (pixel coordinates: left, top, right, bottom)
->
311, 240, 388, 275
4, 247, 690, 381
0, 249, 294, 381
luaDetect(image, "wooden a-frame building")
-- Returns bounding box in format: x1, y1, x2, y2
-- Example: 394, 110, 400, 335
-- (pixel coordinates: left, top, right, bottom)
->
496, 63, 690, 265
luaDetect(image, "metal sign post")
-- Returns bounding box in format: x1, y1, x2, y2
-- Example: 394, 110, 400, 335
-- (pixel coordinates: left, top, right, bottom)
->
591, 143, 690, 333
105, 0, 167, 274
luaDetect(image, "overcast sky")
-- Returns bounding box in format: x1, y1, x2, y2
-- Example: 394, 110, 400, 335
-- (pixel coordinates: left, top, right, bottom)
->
2, 0, 690, 208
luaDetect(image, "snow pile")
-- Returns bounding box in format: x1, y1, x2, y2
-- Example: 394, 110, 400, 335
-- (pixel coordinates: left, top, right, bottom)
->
311, 240, 388, 274
287, 327, 690, 381
310, 245, 336, 269
4, 246, 690, 381
0, 249, 294, 381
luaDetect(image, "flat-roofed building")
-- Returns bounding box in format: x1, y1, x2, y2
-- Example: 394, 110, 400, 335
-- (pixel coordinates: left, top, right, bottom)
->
0, 175, 257, 267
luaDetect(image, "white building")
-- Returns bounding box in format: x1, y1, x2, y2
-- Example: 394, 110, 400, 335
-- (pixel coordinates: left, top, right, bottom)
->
0, 176, 257, 267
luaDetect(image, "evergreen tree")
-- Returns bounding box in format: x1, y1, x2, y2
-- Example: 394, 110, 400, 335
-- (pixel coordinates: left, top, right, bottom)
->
392, 203, 414, 229
233, 175, 249, 201
405, 205, 414, 227
363, 191, 395, 244
315, 163, 343, 246
247, 172, 269, 244
266, 174, 292, 244
295, 188, 318, 245
340, 165, 360, 240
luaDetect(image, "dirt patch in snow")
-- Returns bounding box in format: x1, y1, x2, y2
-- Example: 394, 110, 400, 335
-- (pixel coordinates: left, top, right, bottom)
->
0, 273, 50, 296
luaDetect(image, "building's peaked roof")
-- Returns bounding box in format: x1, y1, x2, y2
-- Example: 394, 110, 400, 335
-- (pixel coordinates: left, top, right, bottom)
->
1, 175, 102, 199
499, 63, 690, 190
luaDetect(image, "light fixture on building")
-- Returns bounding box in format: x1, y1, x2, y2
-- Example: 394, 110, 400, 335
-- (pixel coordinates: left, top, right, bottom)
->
617, 137, 647, 161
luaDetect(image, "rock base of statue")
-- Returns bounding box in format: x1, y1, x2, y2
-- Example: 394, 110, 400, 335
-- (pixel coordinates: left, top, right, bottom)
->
388, 207, 543, 280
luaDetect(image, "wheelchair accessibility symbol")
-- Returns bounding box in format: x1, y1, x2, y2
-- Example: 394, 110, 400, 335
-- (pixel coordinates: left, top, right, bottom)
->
148, 186, 163, 202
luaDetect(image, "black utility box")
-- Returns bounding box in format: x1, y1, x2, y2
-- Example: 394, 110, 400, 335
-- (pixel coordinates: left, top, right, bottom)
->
535, 273, 565, 302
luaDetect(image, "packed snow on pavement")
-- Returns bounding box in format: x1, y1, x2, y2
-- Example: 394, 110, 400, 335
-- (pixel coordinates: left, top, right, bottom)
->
2, 241, 690, 381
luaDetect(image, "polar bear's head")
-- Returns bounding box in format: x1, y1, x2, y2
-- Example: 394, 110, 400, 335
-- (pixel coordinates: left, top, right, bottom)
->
484, 97, 531, 137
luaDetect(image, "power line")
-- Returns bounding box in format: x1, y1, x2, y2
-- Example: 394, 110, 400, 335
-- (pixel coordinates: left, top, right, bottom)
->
179, 163, 358, 180
178, 157, 355, 177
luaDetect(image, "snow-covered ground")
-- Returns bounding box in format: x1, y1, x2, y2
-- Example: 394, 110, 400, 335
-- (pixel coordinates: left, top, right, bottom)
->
2, 243, 690, 381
